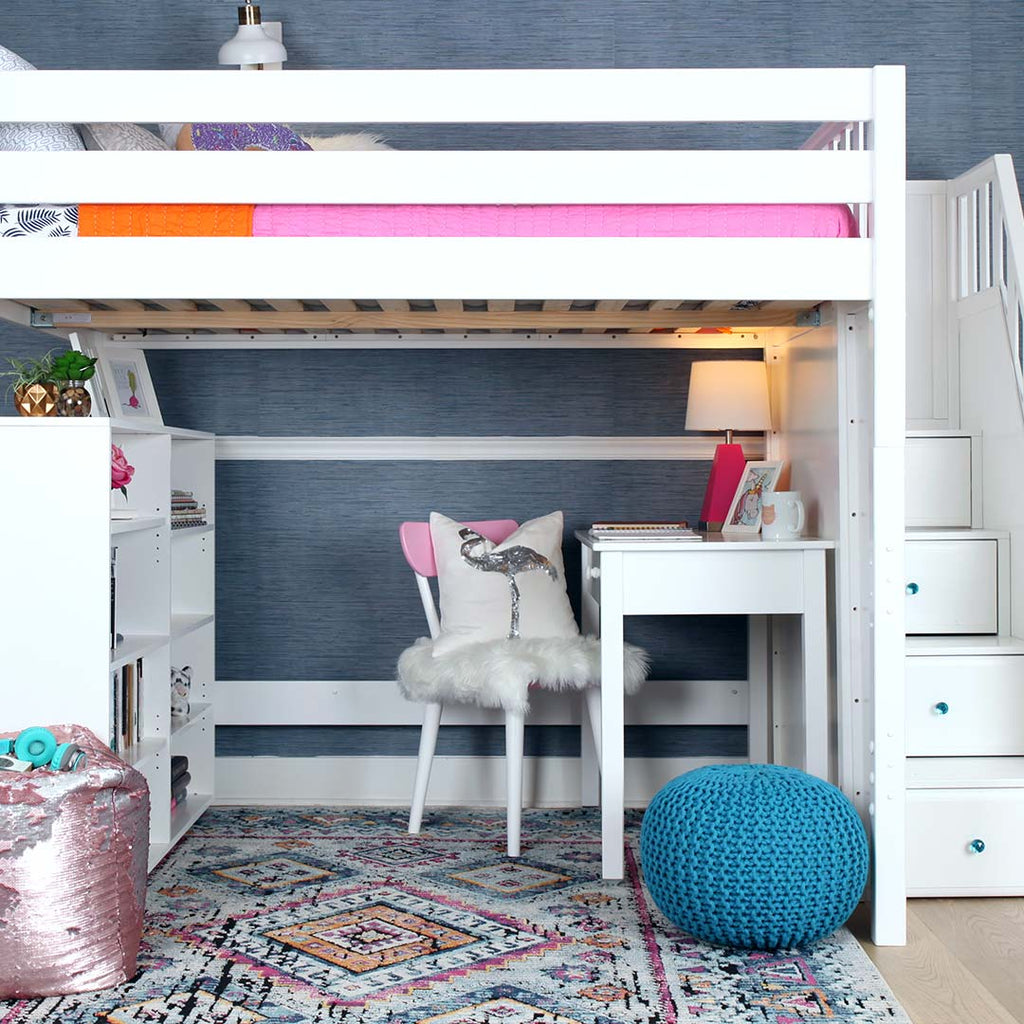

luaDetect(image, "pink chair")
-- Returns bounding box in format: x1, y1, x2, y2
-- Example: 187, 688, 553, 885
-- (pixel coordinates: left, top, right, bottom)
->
398, 519, 604, 857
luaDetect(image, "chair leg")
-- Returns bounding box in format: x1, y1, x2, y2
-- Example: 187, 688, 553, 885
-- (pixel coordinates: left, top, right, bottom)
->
580, 688, 600, 806
409, 702, 442, 835
505, 710, 525, 858
584, 685, 602, 764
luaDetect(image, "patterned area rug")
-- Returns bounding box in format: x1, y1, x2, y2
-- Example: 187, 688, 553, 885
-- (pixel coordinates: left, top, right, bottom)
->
1, 807, 909, 1023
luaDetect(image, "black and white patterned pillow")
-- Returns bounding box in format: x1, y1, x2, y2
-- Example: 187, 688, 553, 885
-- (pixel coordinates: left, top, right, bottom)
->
0, 43, 84, 151
0, 204, 79, 237
80, 123, 169, 152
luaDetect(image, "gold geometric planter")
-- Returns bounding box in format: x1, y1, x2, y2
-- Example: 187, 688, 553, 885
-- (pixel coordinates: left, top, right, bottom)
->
14, 382, 60, 417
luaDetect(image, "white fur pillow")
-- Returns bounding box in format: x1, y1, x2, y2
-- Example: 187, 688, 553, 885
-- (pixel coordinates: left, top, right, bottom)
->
430, 511, 579, 657
298, 131, 391, 151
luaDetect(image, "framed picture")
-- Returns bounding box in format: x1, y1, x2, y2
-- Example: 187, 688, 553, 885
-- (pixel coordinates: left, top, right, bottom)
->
94, 344, 162, 426
722, 460, 786, 535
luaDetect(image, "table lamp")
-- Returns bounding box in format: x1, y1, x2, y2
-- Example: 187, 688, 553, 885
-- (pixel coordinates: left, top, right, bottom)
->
685, 360, 772, 531
219, 3, 288, 68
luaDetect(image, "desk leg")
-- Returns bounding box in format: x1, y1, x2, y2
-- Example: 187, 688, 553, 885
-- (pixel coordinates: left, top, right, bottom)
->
802, 549, 829, 779
580, 544, 600, 807
599, 551, 625, 880
747, 615, 771, 764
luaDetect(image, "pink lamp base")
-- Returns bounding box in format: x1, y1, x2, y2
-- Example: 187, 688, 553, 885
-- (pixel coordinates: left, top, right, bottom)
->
699, 443, 747, 530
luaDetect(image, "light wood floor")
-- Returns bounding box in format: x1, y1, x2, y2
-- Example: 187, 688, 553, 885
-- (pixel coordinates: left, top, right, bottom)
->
851, 899, 1024, 1023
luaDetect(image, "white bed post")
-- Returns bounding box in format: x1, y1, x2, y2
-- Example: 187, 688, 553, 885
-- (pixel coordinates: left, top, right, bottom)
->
869, 64, 908, 946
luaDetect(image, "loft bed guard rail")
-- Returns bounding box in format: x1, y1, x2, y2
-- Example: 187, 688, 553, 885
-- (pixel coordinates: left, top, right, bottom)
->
0, 66, 902, 310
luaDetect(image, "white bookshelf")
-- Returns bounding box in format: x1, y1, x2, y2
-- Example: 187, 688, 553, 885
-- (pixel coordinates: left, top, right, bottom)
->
0, 416, 215, 871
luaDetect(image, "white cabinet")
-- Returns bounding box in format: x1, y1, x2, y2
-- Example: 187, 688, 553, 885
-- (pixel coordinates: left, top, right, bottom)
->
0, 417, 215, 873
907, 786, 1024, 895
905, 537, 999, 634
906, 655, 1024, 756
905, 434, 976, 528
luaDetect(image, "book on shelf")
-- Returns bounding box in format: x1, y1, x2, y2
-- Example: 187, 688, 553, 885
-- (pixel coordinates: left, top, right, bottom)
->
588, 520, 701, 540
110, 546, 117, 650
171, 754, 189, 782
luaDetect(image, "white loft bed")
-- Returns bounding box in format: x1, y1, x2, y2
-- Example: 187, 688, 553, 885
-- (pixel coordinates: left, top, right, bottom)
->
0, 66, 908, 944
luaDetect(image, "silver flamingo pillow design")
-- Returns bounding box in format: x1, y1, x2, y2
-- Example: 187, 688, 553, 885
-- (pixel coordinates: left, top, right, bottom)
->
429, 511, 579, 656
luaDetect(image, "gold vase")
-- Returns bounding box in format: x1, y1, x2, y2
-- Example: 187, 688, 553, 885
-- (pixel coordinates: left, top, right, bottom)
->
58, 380, 92, 417
14, 382, 60, 417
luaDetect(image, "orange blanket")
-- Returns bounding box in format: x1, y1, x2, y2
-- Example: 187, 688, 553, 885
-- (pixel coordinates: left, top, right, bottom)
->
78, 204, 253, 237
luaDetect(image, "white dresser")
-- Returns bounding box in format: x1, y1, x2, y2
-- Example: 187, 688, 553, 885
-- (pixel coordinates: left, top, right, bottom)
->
905, 432, 1024, 895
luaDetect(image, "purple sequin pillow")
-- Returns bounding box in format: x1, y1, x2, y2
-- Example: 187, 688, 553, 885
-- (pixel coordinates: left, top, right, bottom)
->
189, 122, 311, 151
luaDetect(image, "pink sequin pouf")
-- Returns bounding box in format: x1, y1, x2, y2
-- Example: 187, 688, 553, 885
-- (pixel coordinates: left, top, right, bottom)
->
0, 725, 150, 998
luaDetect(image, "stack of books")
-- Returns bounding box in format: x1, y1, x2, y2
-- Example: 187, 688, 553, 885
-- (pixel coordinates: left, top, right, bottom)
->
171, 755, 190, 811
588, 520, 702, 541
171, 489, 207, 531
111, 657, 143, 754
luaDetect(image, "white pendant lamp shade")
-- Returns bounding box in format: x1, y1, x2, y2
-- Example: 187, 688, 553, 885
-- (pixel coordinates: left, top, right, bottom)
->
219, 5, 287, 66
684, 360, 772, 432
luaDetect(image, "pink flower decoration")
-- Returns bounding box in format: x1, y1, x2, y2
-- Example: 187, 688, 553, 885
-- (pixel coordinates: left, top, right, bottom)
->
111, 444, 135, 497
128, 395, 140, 408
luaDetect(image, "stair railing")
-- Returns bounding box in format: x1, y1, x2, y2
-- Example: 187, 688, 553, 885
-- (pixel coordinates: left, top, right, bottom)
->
950, 155, 1024, 403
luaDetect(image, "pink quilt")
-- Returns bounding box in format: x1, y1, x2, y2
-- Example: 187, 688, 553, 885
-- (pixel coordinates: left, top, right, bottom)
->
252, 203, 859, 238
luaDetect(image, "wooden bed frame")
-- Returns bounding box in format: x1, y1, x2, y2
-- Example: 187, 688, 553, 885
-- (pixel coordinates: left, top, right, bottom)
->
0, 65, 908, 945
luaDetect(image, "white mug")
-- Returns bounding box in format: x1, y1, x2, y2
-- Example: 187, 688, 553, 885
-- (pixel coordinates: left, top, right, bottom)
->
762, 491, 806, 540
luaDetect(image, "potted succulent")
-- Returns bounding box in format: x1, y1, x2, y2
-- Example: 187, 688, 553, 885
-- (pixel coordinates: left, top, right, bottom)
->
1, 352, 60, 417
51, 350, 99, 417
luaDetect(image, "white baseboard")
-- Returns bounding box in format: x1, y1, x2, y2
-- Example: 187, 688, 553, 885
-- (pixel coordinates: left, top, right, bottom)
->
214, 754, 746, 806
214, 678, 750, 727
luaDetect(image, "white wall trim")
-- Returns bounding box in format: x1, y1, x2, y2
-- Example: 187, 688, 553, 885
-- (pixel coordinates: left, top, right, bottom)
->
214, 678, 750, 727
214, 754, 748, 807
214, 435, 767, 461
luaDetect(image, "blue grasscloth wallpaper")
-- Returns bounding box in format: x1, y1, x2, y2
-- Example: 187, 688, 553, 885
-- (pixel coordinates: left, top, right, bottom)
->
1, 0, 1022, 757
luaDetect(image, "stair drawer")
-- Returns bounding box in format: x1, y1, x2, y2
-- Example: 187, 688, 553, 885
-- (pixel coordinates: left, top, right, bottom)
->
905, 539, 997, 634
907, 788, 1024, 895
906, 656, 1024, 755
905, 436, 973, 528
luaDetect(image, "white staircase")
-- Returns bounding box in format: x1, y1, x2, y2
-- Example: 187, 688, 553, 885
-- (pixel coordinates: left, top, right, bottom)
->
903, 155, 1024, 896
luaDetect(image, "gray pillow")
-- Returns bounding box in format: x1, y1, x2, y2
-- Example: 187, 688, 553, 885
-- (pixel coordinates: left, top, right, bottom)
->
80, 123, 169, 151
0, 44, 84, 151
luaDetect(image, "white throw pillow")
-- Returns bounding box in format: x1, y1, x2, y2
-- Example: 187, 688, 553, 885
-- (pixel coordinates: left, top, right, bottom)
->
0, 44, 84, 151
430, 511, 579, 656
80, 123, 168, 151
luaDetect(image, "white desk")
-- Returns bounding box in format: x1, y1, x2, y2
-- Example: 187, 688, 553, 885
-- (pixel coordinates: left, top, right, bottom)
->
576, 531, 835, 879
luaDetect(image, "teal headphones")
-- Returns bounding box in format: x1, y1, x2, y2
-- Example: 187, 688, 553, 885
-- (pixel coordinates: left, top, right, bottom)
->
0, 727, 88, 772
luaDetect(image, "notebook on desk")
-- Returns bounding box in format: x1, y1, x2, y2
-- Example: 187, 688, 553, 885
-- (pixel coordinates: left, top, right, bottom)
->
588, 520, 702, 540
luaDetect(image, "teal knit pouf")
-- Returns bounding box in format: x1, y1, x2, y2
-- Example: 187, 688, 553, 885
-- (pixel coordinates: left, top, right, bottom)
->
640, 764, 869, 949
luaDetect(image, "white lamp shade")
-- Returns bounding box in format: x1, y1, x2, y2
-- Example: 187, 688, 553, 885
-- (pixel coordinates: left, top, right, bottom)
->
684, 360, 772, 431
219, 25, 288, 66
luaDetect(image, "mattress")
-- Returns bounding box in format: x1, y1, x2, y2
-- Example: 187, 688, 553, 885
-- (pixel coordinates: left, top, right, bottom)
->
1, 202, 859, 238
252, 203, 859, 238
78, 204, 253, 237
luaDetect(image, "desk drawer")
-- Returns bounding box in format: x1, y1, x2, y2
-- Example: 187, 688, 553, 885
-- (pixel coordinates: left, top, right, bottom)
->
905, 540, 997, 634
906, 656, 1024, 755
620, 548, 807, 615
907, 788, 1024, 895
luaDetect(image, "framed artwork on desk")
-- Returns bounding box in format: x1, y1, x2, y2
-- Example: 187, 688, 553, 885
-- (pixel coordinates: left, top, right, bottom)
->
93, 344, 163, 426
721, 460, 785, 535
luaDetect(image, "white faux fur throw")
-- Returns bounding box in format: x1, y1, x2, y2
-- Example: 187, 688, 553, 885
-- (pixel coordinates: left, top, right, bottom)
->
297, 131, 392, 151
397, 635, 649, 715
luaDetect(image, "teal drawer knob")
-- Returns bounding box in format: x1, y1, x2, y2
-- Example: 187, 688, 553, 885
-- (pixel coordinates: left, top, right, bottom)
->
969, 838, 986, 854
905, 582, 920, 596
934, 701, 950, 715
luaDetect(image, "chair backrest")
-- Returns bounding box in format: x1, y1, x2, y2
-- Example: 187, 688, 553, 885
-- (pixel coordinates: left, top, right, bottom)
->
399, 519, 519, 639
399, 519, 519, 578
